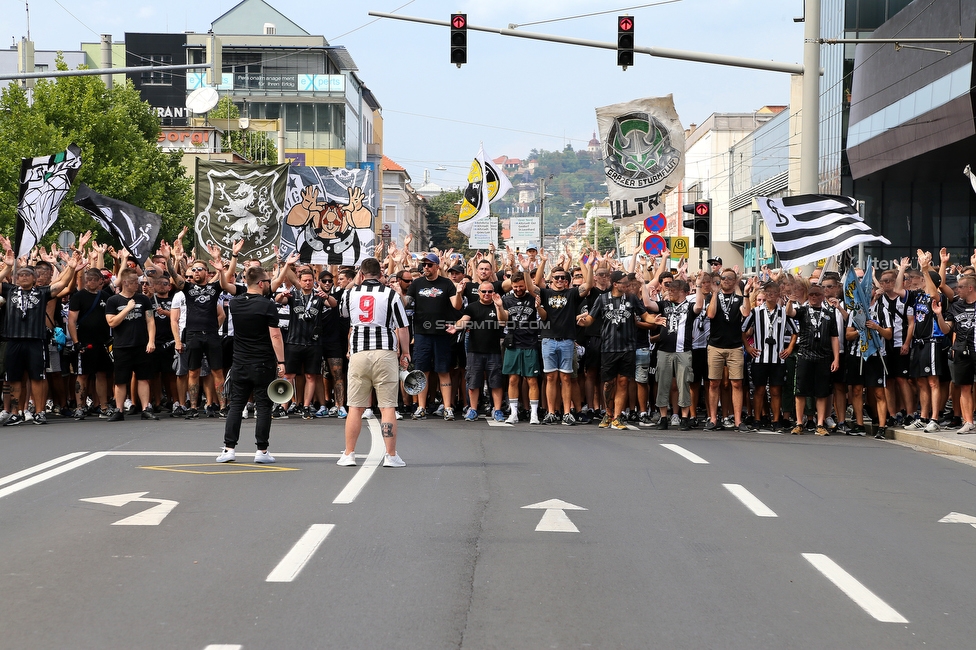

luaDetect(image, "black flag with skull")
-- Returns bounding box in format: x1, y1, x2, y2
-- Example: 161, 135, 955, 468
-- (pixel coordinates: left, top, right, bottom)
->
74, 183, 162, 265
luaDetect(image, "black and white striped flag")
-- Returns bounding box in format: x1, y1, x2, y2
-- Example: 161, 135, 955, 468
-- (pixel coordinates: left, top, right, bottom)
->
757, 194, 890, 268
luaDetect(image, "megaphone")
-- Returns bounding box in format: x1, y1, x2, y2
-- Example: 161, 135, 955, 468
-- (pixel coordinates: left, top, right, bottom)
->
267, 379, 295, 404
399, 369, 427, 396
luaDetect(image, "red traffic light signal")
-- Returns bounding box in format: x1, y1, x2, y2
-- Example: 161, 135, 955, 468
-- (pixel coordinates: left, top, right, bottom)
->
451, 13, 467, 67
693, 200, 711, 249
695, 202, 710, 217
617, 15, 634, 69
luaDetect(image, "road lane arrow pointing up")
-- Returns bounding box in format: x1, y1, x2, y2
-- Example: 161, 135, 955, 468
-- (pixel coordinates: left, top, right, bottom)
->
938, 512, 976, 528
522, 499, 587, 532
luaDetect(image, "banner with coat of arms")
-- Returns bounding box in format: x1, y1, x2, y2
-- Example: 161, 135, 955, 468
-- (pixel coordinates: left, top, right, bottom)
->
596, 95, 684, 220
194, 160, 289, 264
279, 166, 375, 266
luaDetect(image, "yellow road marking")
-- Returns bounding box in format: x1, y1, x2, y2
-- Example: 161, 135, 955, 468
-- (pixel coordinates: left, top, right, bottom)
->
138, 463, 300, 475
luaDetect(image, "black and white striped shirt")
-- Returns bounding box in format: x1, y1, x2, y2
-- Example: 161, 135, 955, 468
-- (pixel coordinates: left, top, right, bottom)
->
340, 279, 408, 354
743, 304, 794, 364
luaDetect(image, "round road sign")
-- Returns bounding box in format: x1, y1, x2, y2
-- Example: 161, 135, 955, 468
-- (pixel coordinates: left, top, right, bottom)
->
643, 213, 667, 233
643, 235, 666, 256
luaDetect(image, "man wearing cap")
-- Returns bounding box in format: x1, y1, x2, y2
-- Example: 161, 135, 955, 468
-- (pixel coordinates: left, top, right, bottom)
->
407, 253, 463, 420
708, 257, 723, 273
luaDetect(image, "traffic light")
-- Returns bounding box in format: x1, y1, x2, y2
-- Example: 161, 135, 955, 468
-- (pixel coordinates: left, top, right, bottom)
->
450, 13, 467, 67
693, 200, 711, 249
617, 15, 635, 69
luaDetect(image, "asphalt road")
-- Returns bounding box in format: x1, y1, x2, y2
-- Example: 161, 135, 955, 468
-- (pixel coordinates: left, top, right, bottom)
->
2, 412, 976, 649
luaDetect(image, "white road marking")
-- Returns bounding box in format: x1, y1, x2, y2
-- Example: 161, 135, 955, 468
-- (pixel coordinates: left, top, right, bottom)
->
722, 484, 778, 517
523, 499, 587, 533
0, 452, 106, 501
660, 443, 709, 464
79, 492, 179, 526
204, 645, 242, 650
938, 511, 976, 529
0, 452, 89, 488
266, 524, 335, 582
802, 553, 908, 623
332, 418, 384, 505
486, 419, 512, 427
103, 451, 341, 458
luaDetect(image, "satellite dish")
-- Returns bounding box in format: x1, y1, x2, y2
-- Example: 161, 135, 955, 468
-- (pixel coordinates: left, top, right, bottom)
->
185, 87, 219, 114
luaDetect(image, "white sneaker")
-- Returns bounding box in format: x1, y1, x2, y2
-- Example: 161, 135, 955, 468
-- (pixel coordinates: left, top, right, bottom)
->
924, 420, 940, 433
124, 398, 133, 411
337, 451, 357, 467
23, 410, 33, 422
362, 408, 374, 419
215, 447, 236, 463
825, 416, 837, 429
395, 410, 403, 420
242, 405, 251, 419
957, 422, 975, 435
530, 412, 540, 425
505, 410, 519, 424
383, 453, 406, 467
670, 414, 680, 426
254, 450, 275, 464
906, 418, 926, 430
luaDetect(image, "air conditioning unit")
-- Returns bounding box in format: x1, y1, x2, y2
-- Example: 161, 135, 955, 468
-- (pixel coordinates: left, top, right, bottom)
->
264, 23, 276, 35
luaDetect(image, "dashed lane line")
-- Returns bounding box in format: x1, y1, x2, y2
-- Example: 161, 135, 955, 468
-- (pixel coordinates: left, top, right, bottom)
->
266, 524, 335, 582
722, 483, 778, 517
660, 443, 709, 464
802, 553, 909, 623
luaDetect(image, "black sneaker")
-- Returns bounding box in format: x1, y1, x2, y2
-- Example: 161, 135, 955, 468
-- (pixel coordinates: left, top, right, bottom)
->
185, 408, 200, 420
302, 406, 314, 420
874, 426, 887, 440
107, 409, 125, 422
141, 408, 159, 421
73, 407, 87, 421
679, 417, 691, 431
219, 406, 229, 419
657, 417, 669, 430
4, 413, 23, 426
703, 420, 717, 431
206, 405, 219, 418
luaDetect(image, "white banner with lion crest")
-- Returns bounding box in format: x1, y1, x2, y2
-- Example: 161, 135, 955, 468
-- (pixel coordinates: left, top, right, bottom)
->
194, 160, 289, 264
596, 96, 684, 220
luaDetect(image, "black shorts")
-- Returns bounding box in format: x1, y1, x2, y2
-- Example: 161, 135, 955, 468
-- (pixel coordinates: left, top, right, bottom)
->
601, 351, 636, 383
150, 341, 177, 375
113, 347, 154, 385
750, 362, 786, 388
886, 347, 911, 378
691, 348, 708, 385
909, 340, 946, 378
845, 354, 886, 388
285, 343, 323, 376
795, 357, 832, 398
950, 350, 976, 385
5, 339, 46, 381
76, 343, 113, 376
186, 331, 223, 371
321, 338, 347, 361
581, 336, 602, 373
830, 352, 846, 384
465, 352, 504, 391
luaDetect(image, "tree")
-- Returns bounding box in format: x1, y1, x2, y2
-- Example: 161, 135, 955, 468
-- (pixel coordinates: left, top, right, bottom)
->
425, 189, 472, 256
0, 56, 193, 244
587, 217, 617, 252
209, 97, 278, 165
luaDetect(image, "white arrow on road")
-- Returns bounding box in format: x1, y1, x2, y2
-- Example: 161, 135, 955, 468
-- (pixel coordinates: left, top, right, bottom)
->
522, 499, 587, 532
80, 491, 179, 526
938, 511, 976, 529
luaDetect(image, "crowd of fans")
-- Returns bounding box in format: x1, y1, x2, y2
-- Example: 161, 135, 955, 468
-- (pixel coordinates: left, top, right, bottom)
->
1, 226, 972, 441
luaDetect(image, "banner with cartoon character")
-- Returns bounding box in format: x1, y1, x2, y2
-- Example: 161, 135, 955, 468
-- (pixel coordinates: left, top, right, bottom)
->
596, 96, 684, 220
280, 166, 375, 265
16, 143, 83, 258
194, 160, 289, 264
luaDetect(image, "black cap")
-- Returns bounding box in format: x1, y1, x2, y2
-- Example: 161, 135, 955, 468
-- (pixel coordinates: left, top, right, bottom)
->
448, 264, 465, 274
707, 257, 723, 266
609, 270, 626, 284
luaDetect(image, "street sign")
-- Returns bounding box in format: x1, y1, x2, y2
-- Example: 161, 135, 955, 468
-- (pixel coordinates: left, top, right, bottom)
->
643, 235, 666, 256
57, 230, 76, 250
643, 213, 666, 233
468, 217, 498, 249
669, 236, 689, 257
510, 216, 540, 241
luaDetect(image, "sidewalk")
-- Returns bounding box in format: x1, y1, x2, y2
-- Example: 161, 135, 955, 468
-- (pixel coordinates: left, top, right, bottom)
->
882, 423, 976, 462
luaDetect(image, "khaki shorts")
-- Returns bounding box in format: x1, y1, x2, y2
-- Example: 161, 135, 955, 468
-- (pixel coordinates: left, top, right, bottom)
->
347, 349, 400, 408
707, 345, 745, 380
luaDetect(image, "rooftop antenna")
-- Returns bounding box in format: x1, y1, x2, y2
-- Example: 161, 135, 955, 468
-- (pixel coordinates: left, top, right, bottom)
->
25, 2, 31, 40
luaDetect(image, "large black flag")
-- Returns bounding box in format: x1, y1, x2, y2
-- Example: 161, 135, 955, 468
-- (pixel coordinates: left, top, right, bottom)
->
16, 143, 83, 258
74, 184, 162, 265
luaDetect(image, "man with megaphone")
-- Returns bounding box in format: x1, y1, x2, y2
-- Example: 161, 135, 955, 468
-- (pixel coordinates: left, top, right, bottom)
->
215, 266, 286, 464
336, 258, 411, 468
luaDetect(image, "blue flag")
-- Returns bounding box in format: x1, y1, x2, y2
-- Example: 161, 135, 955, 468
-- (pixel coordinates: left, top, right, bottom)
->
842, 258, 883, 360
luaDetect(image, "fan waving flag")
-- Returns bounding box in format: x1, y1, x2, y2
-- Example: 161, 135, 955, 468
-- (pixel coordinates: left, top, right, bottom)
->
74, 184, 162, 265
842, 259, 884, 360
458, 146, 511, 236
16, 144, 82, 258
757, 194, 890, 269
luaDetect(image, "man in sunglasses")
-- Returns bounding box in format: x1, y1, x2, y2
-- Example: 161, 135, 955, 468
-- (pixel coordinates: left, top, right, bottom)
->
539, 259, 593, 425
451, 282, 509, 422
407, 253, 464, 420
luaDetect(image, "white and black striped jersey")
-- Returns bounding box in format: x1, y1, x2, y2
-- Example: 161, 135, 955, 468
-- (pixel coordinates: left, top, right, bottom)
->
742, 304, 795, 364
877, 292, 912, 349
655, 299, 696, 353
340, 279, 408, 354
845, 302, 889, 357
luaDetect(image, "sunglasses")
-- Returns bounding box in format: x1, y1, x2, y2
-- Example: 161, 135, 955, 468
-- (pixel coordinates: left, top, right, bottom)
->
552, 276, 568, 281
721, 276, 736, 281
321, 278, 334, 283
573, 274, 583, 279
421, 262, 436, 268
399, 278, 412, 283
190, 267, 207, 272
480, 290, 494, 294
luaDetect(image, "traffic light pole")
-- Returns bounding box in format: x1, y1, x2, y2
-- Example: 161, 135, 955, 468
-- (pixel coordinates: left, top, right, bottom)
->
371, 2, 823, 196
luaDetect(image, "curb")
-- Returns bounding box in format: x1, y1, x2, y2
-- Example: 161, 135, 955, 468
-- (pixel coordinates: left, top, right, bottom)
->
887, 426, 976, 462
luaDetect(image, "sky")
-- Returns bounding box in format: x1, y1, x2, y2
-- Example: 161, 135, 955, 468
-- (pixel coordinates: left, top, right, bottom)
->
1, 0, 807, 194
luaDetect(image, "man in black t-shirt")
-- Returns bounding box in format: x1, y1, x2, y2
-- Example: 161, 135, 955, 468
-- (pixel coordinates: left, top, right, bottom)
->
149, 275, 178, 414
501, 272, 546, 424
406, 253, 463, 420
786, 283, 840, 436
104, 269, 156, 422
67, 269, 115, 419
704, 268, 753, 432
277, 263, 333, 419
539, 260, 593, 425
0, 248, 81, 426
216, 266, 285, 465
453, 282, 508, 422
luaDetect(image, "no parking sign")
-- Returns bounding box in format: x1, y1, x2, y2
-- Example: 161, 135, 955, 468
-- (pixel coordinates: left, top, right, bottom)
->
643, 213, 666, 233
643, 235, 667, 256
